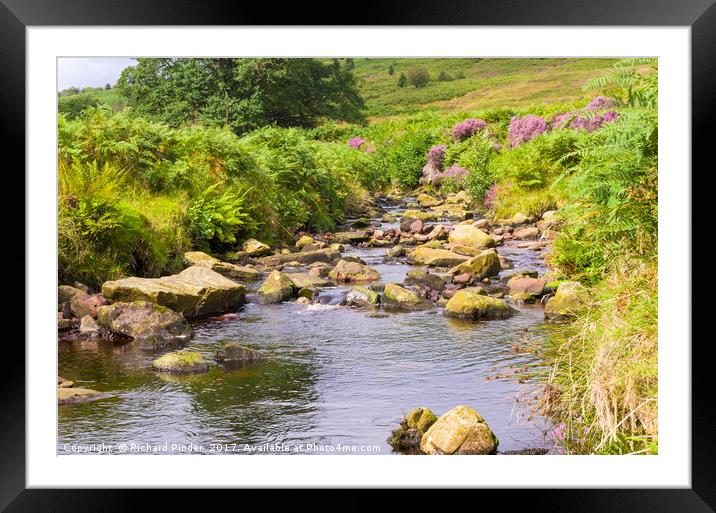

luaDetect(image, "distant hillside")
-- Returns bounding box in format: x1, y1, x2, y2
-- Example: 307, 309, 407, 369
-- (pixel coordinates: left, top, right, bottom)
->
350, 58, 621, 118
58, 58, 623, 121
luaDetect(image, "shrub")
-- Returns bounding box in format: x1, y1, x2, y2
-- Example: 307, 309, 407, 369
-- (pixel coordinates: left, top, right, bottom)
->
507, 114, 547, 147
451, 118, 487, 142
406, 66, 430, 88
397, 73, 407, 88
187, 184, 253, 251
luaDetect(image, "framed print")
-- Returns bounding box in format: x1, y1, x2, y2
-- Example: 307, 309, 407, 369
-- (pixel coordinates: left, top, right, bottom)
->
1, 0, 714, 509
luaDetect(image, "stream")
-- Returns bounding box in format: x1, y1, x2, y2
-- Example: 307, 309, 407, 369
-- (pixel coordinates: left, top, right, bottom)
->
58, 199, 555, 455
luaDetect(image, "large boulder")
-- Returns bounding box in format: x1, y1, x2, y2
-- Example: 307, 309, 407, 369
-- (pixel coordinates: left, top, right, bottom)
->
257, 248, 341, 267
345, 286, 380, 307
256, 271, 296, 304
404, 269, 446, 291
443, 289, 514, 320
544, 281, 589, 321
183, 251, 262, 281
448, 249, 501, 280
328, 259, 380, 282
448, 225, 495, 249
96, 301, 192, 346
383, 283, 432, 310
420, 405, 498, 455
407, 247, 469, 268
70, 293, 108, 319
152, 349, 208, 374
242, 238, 272, 257
102, 266, 246, 319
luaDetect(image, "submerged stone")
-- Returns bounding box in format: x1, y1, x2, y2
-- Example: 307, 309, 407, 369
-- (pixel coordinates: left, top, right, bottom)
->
152, 349, 208, 374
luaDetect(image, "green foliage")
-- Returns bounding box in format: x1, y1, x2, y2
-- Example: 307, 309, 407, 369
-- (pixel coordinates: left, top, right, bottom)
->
373, 128, 436, 188
457, 138, 498, 201
188, 184, 253, 251
406, 65, 430, 88
550, 109, 657, 282
118, 58, 366, 134
584, 58, 658, 109
397, 73, 407, 88
58, 94, 101, 119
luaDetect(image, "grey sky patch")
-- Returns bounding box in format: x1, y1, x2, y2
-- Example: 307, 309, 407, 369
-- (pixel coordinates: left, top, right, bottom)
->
58, 57, 137, 91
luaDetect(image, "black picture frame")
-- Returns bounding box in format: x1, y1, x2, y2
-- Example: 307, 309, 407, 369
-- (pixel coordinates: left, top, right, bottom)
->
1, 0, 712, 510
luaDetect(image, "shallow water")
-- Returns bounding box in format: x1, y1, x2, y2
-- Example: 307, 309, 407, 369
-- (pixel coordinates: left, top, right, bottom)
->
58, 201, 554, 455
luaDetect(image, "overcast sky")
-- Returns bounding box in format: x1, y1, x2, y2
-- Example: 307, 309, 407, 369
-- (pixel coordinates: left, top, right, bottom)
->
57, 57, 137, 91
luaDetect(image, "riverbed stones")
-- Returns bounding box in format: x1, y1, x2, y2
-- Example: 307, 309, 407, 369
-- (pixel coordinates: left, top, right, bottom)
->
328, 259, 380, 282
402, 210, 438, 221
58, 285, 86, 305
448, 249, 501, 280
242, 238, 272, 257
216, 342, 263, 368
308, 262, 332, 277
405, 269, 446, 291
152, 349, 208, 374
345, 286, 380, 307
295, 235, 315, 249
407, 247, 469, 268
387, 244, 406, 258
257, 247, 340, 267
287, 273, 332, 289
183, 251, 262, 281
383, 283, 432, 310
331, 230, 370, 245
79, 315, 100, 334
417, 193, 441, 208
443, 289, 514, 320
58, 387, 113, 406
513, 226, 540, 240
96, 301, 193, 345
419, 405, 498, 455
70, 293, 108, 319
507, 276, 548, 299
448, 225, 495, 249
544, 281, 589, 321
102, 266, 246, 319
256, 271, 296, 304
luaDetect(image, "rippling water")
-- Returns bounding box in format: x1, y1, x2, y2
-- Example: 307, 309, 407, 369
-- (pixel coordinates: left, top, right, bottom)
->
58, 201, 554, 455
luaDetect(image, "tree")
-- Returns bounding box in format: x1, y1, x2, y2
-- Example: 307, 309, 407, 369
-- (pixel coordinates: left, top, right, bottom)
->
437, 71, 452, 82
406, 66, 430, 88
388, 64, 395, 75
104, 83, 111, 90
397, 72, 407, 88
117, 58, 366, 134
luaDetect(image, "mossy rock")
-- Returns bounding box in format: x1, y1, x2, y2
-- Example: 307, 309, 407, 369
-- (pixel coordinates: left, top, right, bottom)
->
448, 249, 501, 280
152, 349, 208, 374
257, 248, 341, 267
383, 283, 432, 310
345, 286, 380, 307
402, 210, 438, 221
443, 289, 514, 320
328, 259, 381, 282
102, 266, 246, 319
417, 193, 441, 208
242, 238, 272, 257
407, 247, 469, 268
406, 406, 438, 433
256, 271, 296, 304
331, 231, 370, 245
183, 251, 262, 281
96, 301, 193, 347
287, 273, 332, 289
297, 287, 318, 300
448, 225, 495, 249
295, 235, 316, 249
404, 269, 446, 291
58, 387, 113, 406
420, 405, 498, 455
